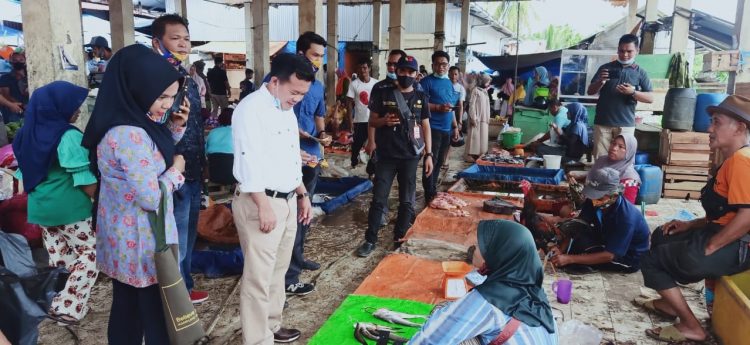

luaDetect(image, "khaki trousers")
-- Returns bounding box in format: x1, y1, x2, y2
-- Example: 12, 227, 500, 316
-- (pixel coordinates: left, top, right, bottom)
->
233, 193, 298, 345
593, 124, 635, 158
210, 93, 230, 117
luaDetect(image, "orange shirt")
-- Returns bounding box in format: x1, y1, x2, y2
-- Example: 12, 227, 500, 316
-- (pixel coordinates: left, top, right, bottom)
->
713, 147, 750, 225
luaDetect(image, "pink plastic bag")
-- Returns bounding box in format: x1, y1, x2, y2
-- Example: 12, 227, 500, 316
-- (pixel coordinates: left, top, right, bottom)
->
0, 144, 15, 168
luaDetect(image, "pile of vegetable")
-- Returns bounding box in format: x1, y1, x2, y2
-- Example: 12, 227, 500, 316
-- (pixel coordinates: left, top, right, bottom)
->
5, 121, 22, 142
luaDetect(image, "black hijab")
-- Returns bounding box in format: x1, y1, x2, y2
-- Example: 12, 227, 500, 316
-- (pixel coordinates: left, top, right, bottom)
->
13, 81, 88, 192
474, 220, 556, 333
82, 44, 182, 168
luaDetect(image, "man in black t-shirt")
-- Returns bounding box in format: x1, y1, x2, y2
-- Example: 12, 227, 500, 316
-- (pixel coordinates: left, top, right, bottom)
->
357, 56, 434, 257
207, 56, 231, 118
587, 34, 653, 158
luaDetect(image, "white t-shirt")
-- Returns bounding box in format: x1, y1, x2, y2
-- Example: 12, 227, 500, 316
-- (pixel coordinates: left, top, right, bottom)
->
453, 82, 467, 102
347, 77, 378, 123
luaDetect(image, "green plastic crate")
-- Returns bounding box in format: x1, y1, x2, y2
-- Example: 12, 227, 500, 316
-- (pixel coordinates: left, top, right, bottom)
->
512, 107, 550, 143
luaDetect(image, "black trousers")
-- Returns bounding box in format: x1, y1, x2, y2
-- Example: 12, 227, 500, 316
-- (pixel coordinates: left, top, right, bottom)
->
641, 223, 750, 291
207, 153, 236, 185
366, 158, 420, 244
285, 164, 320, 285
108, 280, 169, 345
351, 122, 369, 167
422, 129, 451, 202
567, 230, 639, 273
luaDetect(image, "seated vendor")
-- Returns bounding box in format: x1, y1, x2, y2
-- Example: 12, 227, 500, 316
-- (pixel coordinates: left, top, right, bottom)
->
205, 108, 235, 185
408, 220, 558, 345
524, 66, 550, 108
552, 167, 650, 274
570, 133, 640, 204
636, 95, 750, 343
532, 102, 589, 164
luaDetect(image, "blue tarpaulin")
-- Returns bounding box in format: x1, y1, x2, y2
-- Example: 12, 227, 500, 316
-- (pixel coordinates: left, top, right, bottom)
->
313, 176, 372, 214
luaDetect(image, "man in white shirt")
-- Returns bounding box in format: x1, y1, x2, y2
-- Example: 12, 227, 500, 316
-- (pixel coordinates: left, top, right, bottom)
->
232, 53, 314, 344
347, 59, 378, 168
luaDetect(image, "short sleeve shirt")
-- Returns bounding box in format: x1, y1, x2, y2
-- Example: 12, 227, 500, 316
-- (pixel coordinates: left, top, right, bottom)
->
592, 61, 652, 127
420, 75, 459, 133
713, 147, 750, 225
0, 73, 28, 115
452, 82, 467, 102
294, 80, 327, 159
578, 196, 650, 267
368, 86, 431, 160
347, 78, 378, 123
207, 68, 229, 95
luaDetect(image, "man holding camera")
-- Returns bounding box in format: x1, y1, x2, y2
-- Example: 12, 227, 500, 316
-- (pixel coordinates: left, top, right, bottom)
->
587, 34, 653, 158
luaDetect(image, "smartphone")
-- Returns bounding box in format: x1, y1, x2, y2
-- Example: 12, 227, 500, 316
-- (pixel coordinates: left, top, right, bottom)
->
167, 77, 189, 118
606, 68, 621, 80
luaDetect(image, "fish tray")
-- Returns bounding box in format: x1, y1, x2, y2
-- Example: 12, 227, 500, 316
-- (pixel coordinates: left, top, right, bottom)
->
312, 177, 373, 214
457, 164, 564, 186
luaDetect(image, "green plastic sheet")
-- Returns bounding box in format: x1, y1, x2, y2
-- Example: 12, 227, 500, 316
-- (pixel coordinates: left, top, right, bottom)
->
308, 294, 435, 345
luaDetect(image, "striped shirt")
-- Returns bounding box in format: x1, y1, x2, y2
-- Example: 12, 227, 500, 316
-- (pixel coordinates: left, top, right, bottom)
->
407, 291, 558, 345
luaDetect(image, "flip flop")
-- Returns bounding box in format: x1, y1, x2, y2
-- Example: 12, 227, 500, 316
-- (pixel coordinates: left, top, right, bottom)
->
47, 313, 79, 326
632, 297, 678, 320
645, 325, 687, 342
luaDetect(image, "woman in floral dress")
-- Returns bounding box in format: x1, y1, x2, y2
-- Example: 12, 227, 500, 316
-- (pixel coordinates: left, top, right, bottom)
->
81, 44, 190, 345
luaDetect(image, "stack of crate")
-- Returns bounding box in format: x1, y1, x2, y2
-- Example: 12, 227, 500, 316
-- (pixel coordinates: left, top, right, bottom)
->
659, 129, 712, 200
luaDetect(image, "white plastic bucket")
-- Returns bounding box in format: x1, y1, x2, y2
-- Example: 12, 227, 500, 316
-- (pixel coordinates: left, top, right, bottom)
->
543, 155, 562, 169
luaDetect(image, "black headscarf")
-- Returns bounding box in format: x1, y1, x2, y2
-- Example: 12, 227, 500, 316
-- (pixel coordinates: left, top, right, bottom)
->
82, 44, 182, 168
474, 220, 556, 333
12, 81, 88, 192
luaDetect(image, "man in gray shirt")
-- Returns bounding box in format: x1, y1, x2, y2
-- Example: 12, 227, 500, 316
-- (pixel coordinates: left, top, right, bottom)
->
587, 34, 653, 158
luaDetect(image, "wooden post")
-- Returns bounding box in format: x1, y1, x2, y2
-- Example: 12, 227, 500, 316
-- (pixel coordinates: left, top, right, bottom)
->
729, 0, 750, 95
326, 0, 338, 107
388, 0, 405, 50
458, 0, 470, 72
669, 0, 692, 53
244, 3, 254, 81
641, 0, 659, 54
109, 0, 135, 53
253, 0, 270, 85
434, 0, 446, 51
371, 0, 382, 79
626, 0, 639, 35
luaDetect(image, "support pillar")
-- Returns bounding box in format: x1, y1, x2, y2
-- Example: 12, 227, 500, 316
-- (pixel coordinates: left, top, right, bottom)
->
669, 0, 692, 53
299, 0, 324, 35
169, 0, 188, 17
371, 0, 382, 79
626, 0, 638, 35
434, 0, 446, 51
21, 0, 88, 126
729, 0, 750, 95
388, 0, 405, 50
641, 0, 659, 54
244, 2, 254, 79
253, 0, 270, 86
326, 0, 338, 107
458, 0, 470, 72
109, 0, 135, 53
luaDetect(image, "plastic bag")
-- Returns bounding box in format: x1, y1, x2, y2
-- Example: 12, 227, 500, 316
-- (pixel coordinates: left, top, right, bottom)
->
558, 320, 603, 345
0, 194, 43, 247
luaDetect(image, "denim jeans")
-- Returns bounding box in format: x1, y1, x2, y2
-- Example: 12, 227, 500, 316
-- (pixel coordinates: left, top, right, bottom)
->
365, 158, 419, 244
174, 179, 202, 291
284, 165, 320, 285
422, 129, 451, 202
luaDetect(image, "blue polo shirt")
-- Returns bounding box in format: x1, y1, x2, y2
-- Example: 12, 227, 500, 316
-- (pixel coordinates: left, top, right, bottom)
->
579, 196, 650, 268
420, 75, 459, 133
294, 79, 326, 159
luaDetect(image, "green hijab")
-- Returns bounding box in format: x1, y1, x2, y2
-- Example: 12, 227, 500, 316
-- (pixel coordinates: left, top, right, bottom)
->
474, 220, 555, 333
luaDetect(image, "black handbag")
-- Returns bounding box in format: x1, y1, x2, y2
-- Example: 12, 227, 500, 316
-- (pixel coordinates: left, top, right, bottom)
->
392, 89, 425, 155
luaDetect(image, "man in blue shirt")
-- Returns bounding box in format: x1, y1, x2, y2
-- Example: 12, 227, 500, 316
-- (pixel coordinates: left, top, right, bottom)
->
284, 31, 332, 296
420, 51, 461, 202
551, 167, 650, 273
0, 51, 28, 124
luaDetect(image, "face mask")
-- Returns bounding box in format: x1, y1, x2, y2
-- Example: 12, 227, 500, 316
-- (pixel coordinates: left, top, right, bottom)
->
271, 81, 283, 110
147, 111, 169, 124
12, 62, 26, 71
157, 40, 187, 67
618, 57, 635, 65
386, 72, 397, 80
434, 72, 449, 80
397, 75, 415, 89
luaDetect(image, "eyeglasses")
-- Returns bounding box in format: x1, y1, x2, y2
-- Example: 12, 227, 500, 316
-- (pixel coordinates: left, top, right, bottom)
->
434, 62, 449, 67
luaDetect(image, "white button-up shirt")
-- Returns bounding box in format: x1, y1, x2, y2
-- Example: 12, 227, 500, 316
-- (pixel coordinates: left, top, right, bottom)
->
233, 83, 302, 194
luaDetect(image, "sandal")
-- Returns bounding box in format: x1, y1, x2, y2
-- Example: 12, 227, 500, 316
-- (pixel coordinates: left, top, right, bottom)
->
632, 297, 677, 320
645, 325, 687, 342
47, 313, 79, 326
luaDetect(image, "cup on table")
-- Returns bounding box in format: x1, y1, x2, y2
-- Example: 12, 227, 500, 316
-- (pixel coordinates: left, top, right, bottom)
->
552, 278, 573, 304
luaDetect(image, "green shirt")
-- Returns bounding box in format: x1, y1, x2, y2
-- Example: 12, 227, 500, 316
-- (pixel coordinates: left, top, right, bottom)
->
16, 129, 97, 227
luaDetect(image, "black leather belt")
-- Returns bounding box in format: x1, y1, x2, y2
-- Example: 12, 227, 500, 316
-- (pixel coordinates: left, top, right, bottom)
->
265, 189, 295, 200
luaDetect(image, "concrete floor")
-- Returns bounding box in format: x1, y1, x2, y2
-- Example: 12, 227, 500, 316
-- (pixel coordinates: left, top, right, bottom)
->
38, 146, 716, 345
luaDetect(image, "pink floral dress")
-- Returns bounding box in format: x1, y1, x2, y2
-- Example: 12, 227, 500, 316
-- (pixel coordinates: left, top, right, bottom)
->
95, 125, 185, 288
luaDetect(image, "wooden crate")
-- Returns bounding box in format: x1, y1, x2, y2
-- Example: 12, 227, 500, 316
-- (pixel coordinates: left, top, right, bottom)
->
713, 271, 750, 345
658, 129, 711, 166
703, 51, 740, 72
662, 164, 709, 200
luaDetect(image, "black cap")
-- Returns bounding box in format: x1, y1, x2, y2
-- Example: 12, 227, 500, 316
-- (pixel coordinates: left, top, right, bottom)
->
395, 55, 419, 72
85, 36, 110, 49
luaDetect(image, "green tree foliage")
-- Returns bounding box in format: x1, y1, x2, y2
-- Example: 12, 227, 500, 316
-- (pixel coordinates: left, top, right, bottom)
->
493, 1, 537, 36
527, 24, 584, 50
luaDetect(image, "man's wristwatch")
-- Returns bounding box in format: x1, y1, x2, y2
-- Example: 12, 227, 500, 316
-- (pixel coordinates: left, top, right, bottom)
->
424, 152, 433, 159
297, 192, 309, 200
